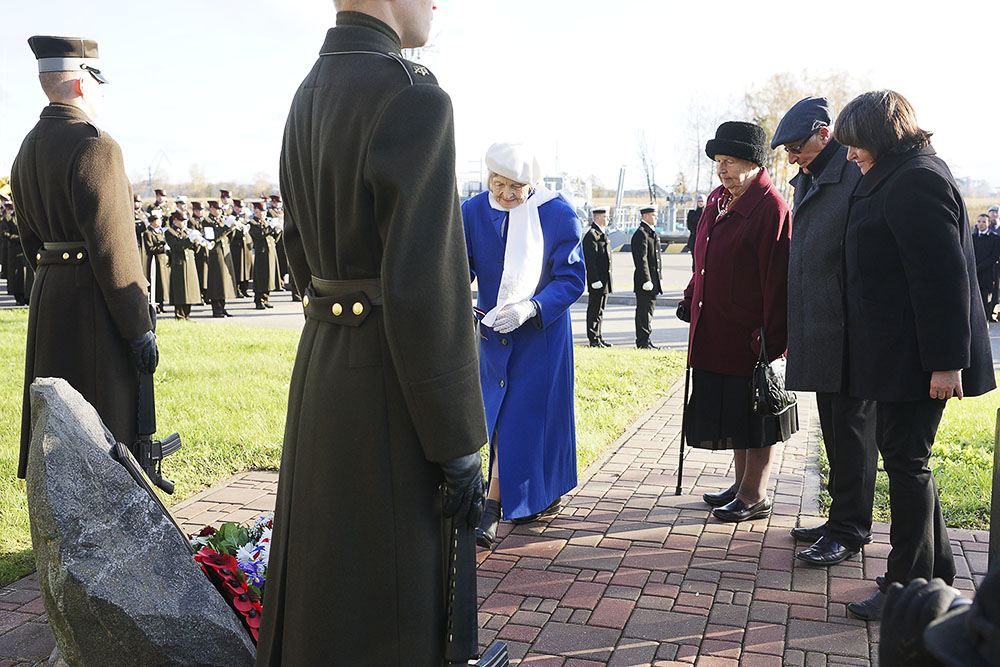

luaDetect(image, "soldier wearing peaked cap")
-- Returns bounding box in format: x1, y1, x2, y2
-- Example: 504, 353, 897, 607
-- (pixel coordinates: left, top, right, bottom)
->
248, 201, 280, 309
632, 204, 662, 348
228, 199, 253, 297
202, 200, 236, 317
146, 189, 173, 216
256, 2, 488, 665
10, 35, 158, 478
583, 206, 612, 347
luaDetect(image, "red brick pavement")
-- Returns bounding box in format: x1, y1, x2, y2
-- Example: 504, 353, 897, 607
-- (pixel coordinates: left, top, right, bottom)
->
0, 386, 990, 666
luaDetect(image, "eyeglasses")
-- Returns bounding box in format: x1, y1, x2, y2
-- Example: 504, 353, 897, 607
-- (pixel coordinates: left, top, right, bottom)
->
80, 64, 108, 85
784, 131, 817, 155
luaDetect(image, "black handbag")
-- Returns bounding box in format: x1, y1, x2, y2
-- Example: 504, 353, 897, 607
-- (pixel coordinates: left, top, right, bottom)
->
751, 327, 799, 443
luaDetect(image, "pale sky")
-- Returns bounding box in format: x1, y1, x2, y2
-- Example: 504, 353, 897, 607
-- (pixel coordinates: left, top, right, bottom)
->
2, 0, 997, 193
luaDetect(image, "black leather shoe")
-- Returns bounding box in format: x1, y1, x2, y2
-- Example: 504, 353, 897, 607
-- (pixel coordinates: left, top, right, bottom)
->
510, 498, 562, 525
713, 496, 772, 522
589, 341, 602, 347
476, 500, 502, 549
599, 339, 613, 348
791, 525, 825, 542
847, 590, 885, 620
795, 536, 859, 566
703, 485, 737, 508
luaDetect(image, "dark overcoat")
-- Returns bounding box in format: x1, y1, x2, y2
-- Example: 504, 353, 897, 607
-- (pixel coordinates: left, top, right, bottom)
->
188, 217, 209, 291
142, 227, 170, 304
844, 146, 995, 401
785, 142, 862, 392
10, 103, 152, 478
582, 222, 612, 294
631, 222, 662, 294
462, 191, 585, 519
2, 216, 29, 297
229, 216, 253, 283
202, 215, 236, 301
249, 219, 281, 293
165, 226, 202, 306
680, 168, 791, 376
257, 12, 489, 666
972, 230, 1000, 286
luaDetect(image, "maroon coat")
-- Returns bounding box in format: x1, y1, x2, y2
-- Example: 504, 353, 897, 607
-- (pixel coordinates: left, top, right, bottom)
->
680, 168, 791, 377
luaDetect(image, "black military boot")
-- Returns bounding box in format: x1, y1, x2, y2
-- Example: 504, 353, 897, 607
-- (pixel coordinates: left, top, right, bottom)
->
476, 499, 501, 549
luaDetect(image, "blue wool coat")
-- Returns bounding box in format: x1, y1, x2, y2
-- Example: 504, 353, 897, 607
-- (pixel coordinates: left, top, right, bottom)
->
462, 191, 585, 519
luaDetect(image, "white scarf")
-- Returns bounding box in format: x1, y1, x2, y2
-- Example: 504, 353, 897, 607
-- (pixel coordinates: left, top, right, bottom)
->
482, 187, 561, 327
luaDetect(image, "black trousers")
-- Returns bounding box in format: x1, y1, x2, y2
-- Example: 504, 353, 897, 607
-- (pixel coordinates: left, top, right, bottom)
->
634, 293, 655, 347
815, 392, 878, 550
586, 292, 607, 343
978, 273, 994, 320
877, 398, 955, 587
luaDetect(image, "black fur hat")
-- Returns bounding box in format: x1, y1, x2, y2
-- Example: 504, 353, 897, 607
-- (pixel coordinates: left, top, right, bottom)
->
706, 121, 770, 167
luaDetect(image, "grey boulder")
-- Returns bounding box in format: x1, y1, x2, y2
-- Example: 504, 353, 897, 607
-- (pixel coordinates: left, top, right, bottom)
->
25, 377, 255, 667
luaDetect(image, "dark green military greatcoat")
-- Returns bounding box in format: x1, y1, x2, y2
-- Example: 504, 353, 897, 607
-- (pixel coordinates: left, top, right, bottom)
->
165, 226, 202, 306
142, 225, 170, 305
256, 12, 488, 666
10, 103, 152, 478
229, 214, 253, 285
248, 217, 281, 293
202, 214, 236, 301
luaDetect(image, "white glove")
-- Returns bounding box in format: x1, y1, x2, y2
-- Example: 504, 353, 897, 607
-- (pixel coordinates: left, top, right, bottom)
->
493, 300, 537, 334
187, 229, 199, 242
591, 281, 603, 290
223, 215, 236, 227
642, 281, 654, 292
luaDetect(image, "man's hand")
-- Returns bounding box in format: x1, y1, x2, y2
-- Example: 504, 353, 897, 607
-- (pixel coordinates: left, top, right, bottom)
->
929, 370, 963, 400
493, 300, 537, 334
590, 281, 603, 290
642, 280, 654, 292
440, 452, 485, 528
128, 331, 159, 374
881, 578, 959, 666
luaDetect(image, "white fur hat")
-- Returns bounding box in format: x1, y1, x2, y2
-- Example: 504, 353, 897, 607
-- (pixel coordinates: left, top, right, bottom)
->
485, 142, 543, 186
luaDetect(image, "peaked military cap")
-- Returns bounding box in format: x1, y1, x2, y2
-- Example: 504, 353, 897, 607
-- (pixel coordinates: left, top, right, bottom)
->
219, 189, 231, 197
190, 201, 203, 210
592, 206, 608, 215
232, 199, 243, 207
639, 205, 657, 214
28, 35, 107, 83
252, 202, 265, 210
207, 200, 220, 208
269, 194, 281, 202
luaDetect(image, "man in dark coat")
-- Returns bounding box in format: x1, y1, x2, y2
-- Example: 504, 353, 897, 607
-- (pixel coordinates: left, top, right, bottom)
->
772, 96, 877, 568
10, 35, 158, 479
973, 213, 1000, 320
632, 204, 662, 348
256, 3, 488, 665
202, 200, 236, 317
142, 211, 170, 313
145, 188, 172, 216
2, 206, 30, 305
228, 199, 253, 297
583, 206, 612, 347
248, 202, 280, 309
165, 211, 202, 320
684, 195, 705, 268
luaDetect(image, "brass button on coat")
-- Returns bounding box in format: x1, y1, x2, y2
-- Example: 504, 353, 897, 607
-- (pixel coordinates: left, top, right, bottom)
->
302, 294, 310, 307
352, 302, 363, 316
501, 338, 508, 346
499, 379, 505, 388
76, 252, 84, 260
62, 252, 70, 260
332, 302, 343, 316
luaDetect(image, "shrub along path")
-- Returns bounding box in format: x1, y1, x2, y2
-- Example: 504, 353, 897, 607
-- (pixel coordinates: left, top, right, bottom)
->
0, 384, 991, 665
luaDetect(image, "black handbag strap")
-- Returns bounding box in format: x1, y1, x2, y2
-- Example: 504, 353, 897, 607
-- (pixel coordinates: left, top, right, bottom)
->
758, 325, 768, 363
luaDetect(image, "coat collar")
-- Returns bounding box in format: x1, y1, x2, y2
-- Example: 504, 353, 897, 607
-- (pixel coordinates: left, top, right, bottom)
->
792, 144, 854, 208
852, 146, 937, 198
323, 11, 402, 55
39, 103, 93, 124
723, 167, 773, 221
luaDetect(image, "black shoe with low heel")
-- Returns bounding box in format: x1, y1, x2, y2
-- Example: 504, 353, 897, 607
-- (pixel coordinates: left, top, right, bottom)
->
476, 499, 502, 549
702, 485, 737, 508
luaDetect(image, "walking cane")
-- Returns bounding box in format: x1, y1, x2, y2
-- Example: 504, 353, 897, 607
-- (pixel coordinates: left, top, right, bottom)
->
675, 364, 690, 496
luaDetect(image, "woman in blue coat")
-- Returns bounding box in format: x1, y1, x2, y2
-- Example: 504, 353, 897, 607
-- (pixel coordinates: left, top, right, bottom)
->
463, 143, 585, 549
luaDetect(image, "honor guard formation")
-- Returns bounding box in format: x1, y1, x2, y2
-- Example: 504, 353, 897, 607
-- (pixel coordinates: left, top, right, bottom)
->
5, 5, 1000, 667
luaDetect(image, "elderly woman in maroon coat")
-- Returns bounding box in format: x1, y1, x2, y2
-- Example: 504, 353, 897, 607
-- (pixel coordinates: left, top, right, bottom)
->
677, 121, 792, 523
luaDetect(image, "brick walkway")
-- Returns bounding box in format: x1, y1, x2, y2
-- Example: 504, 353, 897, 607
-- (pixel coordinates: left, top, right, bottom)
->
0, 384, 990, 666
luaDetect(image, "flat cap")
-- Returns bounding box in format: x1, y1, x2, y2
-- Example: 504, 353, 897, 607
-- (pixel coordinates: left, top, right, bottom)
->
771, 96, 831, 149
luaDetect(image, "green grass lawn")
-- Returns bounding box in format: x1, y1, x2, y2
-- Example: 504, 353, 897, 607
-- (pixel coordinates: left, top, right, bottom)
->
0, 310, 684, 586
817, 384, 998, 531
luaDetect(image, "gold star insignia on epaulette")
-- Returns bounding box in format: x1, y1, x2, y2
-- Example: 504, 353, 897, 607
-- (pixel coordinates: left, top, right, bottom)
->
413, 65, 429, 76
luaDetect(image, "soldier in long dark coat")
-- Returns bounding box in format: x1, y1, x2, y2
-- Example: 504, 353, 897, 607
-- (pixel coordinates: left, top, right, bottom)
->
145, 189, 172, 216
632, 205, 662, 348
188, 201, 210, 301
133, 194, 147, 277
0, 199, 10, 279
973, 213, 1000, 321
582, 206, 612, 347
165, 211, 202, 320
143, 212, 170, 313
256, 5, 488, 665
203, 201, 236, 317
228, 199, 253, 297
248, 203, 280, 309
2, 209, 30, 305
10, 35, 157, 479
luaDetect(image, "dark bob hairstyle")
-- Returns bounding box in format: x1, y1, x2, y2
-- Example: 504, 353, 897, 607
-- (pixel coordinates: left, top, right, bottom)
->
833, 90, 932, 160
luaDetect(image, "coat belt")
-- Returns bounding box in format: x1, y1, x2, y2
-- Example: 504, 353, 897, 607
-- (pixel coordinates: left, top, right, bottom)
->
303, 277, 382, 327
37, 242, 87, 265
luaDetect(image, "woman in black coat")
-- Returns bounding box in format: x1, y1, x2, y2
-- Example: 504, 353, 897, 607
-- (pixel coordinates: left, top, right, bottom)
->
834, 90, 995, 620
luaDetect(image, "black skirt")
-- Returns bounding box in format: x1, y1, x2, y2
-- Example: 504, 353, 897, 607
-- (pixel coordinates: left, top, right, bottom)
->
684, 369, 797, 450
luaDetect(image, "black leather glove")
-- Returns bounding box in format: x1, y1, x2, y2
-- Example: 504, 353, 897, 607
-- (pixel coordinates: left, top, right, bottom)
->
880, 578, 959, 667
440, 452, 485, 529
127, 331, 159, 374
676, 302, 690, 322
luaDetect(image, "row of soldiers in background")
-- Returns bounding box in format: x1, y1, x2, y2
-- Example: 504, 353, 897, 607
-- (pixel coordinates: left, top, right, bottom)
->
581, 204, 664, 349
972, 206, 1000, 321
133, 189, 288, 319
0, 195, 34, 305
